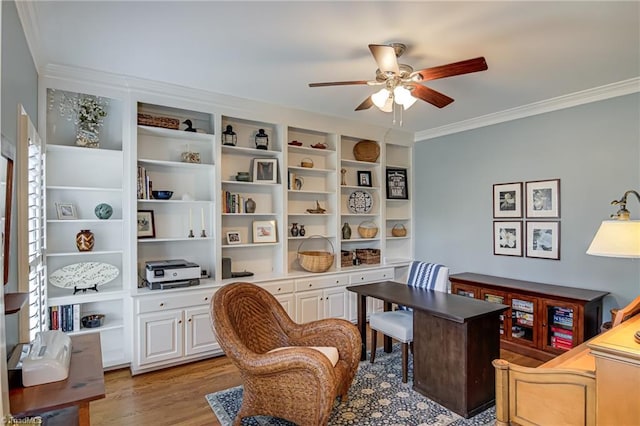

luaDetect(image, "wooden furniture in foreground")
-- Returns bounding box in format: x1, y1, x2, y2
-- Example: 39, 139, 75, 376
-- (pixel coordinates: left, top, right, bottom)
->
348, 280, 508, 418
210, 282, 361, 426
493, 312, 640, 426
450, 273, 608, 361
9, 333, 105, 426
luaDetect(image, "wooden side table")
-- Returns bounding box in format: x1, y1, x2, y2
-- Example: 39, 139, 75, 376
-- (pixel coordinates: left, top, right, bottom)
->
9, 333, 105, 425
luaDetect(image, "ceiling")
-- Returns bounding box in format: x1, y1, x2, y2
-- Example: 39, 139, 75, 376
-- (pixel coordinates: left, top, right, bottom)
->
18, 1, 640, 135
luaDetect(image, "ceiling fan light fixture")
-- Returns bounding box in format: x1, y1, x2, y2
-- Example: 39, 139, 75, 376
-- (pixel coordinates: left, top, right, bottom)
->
393, 86, 417, 110
372, 88, 392, 111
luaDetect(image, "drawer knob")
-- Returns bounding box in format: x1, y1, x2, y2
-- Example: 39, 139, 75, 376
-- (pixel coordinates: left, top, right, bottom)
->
204, 297, 209, 301
361, 277, 364, 280
188, 318, 192, 323
309, 283, 312, 287
160, 302, 164, 307
277, 287, 281, 291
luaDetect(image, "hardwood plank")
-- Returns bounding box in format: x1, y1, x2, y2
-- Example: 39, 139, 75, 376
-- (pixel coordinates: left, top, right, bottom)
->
91, 327, 542, 425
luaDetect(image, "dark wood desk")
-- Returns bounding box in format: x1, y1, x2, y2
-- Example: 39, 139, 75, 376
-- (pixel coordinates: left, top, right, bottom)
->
9, 333, 105, 425
347, 281, 509, 418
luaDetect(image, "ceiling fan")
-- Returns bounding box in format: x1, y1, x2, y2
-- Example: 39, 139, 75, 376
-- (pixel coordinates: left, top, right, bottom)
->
308, 43, 488, 112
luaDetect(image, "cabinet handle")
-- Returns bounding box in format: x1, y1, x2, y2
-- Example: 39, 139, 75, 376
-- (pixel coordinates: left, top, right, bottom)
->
160, 302, 164, 307
204, 297, 209, 301
308, 283, 312, 287
178, 320, 182, 324
277, 287, 281, 291
361, 277, 364, 280
188, 318, 192, 322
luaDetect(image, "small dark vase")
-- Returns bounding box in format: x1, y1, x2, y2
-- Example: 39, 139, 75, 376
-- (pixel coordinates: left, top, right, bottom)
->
76, 229, 95, 252
299, 225, 306, 237
290, 223, 299, 237
245, 198, 256, 213
342, 222, 352, 240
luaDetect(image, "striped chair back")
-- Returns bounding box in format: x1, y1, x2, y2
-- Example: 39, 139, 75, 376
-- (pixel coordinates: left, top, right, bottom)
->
407, 261, 449, 292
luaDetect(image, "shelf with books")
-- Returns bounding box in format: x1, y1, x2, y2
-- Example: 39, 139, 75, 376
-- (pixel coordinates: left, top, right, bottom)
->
510, 297, 537, 346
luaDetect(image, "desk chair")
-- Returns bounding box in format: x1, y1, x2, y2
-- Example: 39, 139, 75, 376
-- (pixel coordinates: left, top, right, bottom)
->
368, 261, 449, 383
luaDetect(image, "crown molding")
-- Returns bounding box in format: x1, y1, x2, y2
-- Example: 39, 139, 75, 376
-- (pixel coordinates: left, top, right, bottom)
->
415, 77, 640, 142
14, 1, 42, 71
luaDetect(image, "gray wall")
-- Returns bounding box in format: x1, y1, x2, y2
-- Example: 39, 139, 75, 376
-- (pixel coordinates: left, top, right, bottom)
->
1, 0, 37, 349
414, 93, 640, 316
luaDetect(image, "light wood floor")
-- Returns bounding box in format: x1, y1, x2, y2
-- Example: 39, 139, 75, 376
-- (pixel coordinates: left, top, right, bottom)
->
91, 333, 543, 426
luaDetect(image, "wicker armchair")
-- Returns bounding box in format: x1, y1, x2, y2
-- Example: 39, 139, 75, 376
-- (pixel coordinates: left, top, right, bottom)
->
210, 282, 361, 426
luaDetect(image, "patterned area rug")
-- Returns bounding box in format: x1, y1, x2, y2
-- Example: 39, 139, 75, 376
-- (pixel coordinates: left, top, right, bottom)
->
206, 346, 496, 425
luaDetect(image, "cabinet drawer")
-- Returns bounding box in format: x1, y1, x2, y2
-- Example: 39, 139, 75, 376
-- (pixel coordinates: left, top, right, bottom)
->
137, 289, 216, 314
295, 274, 349, 292
260, 280, 294, 295
350, 268, 394, 284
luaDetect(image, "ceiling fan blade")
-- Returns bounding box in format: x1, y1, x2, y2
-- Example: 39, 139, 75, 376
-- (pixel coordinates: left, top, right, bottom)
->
308, 80, 369, 87
410, 84, 454, 108
369, 44, 400, 75
355, 96, 374, 111
414, 57, 488, 82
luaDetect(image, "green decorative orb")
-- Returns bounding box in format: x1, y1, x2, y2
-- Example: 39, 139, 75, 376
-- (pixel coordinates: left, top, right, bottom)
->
94, 203, 113, 220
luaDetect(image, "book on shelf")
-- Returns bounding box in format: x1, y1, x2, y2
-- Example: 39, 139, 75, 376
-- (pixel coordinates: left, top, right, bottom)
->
485, 294, 504, 304
49, 304, 81, 332
137, 165, 153, 200
551, 336, 573, 350
512, 299, 534, 313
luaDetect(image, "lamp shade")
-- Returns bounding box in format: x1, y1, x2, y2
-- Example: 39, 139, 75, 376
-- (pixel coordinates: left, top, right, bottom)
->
586, 220, 640, 258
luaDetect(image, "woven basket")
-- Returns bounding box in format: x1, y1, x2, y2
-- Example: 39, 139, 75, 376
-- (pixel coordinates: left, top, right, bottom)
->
297, 236, 334, 272
356, 248, 381, 265
353, 140, 380, 162
300, 158, 314, 168
138, 113, 180, 130
357, 221, 378, 238
341, 250, 352, 267
391, 223, 407, 237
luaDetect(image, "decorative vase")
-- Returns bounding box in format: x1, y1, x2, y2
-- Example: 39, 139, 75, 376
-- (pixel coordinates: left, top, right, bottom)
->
245, 198, 256, 213
94, 203, 113, 220
299, 224, 306, 237
342, 222, 352, 240
76, 229, 95, 252
76, 124, 100, 148
290, 223, 299, 237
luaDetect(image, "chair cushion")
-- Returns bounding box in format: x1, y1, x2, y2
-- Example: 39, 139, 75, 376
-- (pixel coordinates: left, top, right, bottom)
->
369, 310, 413, 343
267, 346, 339, 367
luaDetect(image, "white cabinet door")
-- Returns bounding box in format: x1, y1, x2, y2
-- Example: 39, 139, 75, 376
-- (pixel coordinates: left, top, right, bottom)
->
295, 290, 323, 323
138, 310, 184, 366
185, 306, 219, 356
324, 287, 347, 320
275, 293, 295, 319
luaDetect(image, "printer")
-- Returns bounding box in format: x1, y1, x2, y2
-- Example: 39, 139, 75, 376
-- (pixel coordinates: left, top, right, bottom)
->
22, 330, 72, 387
145, 259, 201, 290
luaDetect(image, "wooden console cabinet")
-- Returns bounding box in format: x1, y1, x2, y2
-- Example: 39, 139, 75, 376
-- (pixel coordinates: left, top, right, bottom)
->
449, 273, 608, 361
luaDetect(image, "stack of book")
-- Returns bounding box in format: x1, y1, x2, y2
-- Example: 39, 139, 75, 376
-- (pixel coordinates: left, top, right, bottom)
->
137, 165, 152, 199
49, 304, 81, 332
222, 191, 246, 213
550, 307, 574, 350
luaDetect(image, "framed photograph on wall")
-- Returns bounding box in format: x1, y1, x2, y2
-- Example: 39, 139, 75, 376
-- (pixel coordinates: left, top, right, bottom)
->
55, 202, 78, 220
357, 170, 372, 187
386, 168, 408, 199
526, 179, 560, 218
252, 220, 277, 243
526, 221, 560, 260
137, 210, 156, 239
493, 182, 522, 218
252, 158, 278, 184
493, 221, 523, 257
226, 231, 241, 245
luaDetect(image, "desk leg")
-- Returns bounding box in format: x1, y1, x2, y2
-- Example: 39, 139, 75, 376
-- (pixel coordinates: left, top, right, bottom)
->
78, 402, 90, 426
357, 294, 367, 361
383, 301, 393, 353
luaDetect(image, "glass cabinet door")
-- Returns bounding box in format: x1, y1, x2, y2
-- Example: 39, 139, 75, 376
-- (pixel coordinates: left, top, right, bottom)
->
451, 282, 479, 298
508, 295, 538, 347
481, 289, 508, 337
541, 299, 580, 353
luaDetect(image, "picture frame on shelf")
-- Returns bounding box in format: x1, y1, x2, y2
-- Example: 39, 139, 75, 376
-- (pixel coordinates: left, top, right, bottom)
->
493, 221, 523, 257
526, 221, 560, 260
357, 170, 372, 187
137, 210, 156, 239
226, 231, 241, 245
55, 202, 78, 220
493, 182, 522, 218
526, 179, 560, 218
252, 158, 278, 184
252, 220, 277, 243
386, 168, 408, 199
